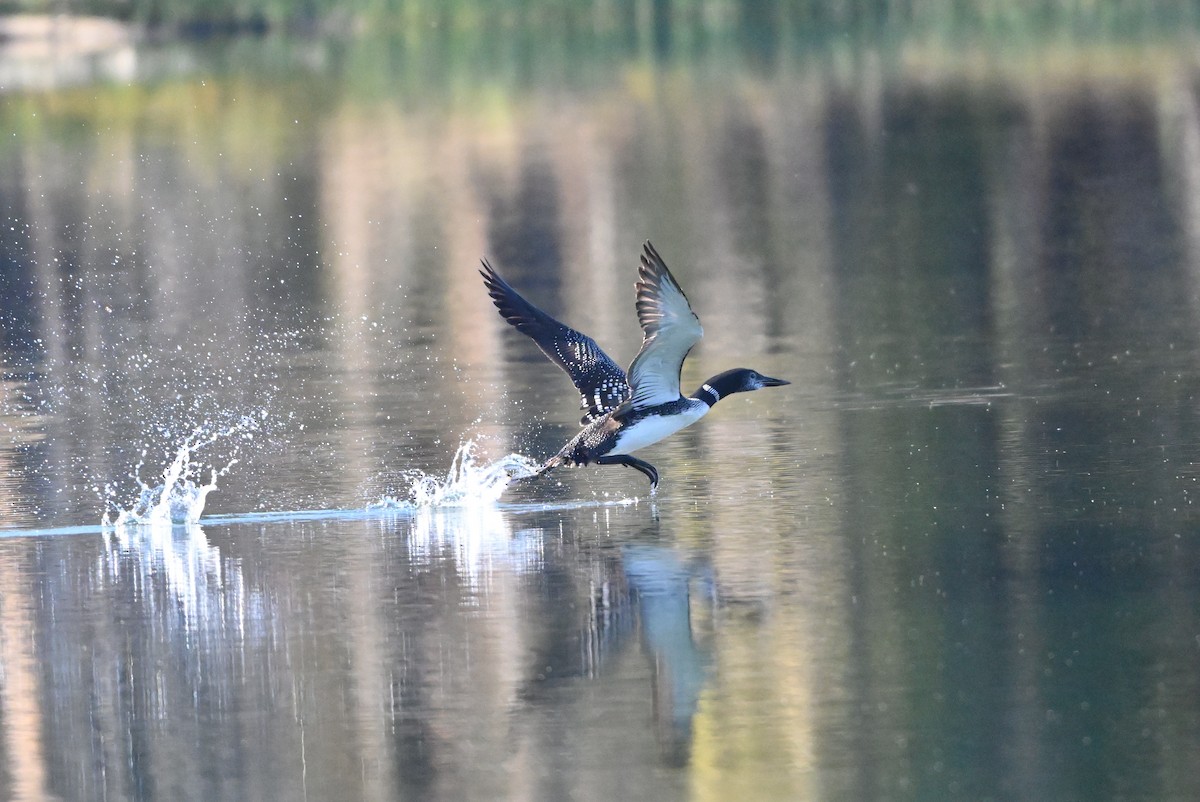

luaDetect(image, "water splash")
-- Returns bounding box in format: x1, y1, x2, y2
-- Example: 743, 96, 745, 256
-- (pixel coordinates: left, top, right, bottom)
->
370, 440, 541, 511
104, 413, 266, 527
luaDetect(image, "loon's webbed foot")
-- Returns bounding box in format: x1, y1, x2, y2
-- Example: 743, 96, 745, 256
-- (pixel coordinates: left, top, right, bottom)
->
596, 455, 659, 491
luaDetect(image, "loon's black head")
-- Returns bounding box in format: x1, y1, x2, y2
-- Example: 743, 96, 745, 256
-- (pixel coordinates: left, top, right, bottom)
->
693, 367, 790, 405
724, 367, 790, 393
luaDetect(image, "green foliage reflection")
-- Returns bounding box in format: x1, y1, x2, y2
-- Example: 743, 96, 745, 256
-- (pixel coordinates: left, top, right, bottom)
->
2, 0, 1200, 42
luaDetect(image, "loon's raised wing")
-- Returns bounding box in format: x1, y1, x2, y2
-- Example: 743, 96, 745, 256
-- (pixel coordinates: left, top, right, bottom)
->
621, 241, 704, 411
481, 260, 629, 423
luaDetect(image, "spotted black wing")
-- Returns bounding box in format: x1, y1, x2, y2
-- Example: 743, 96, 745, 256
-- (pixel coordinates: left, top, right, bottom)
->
481, 260, 629, 423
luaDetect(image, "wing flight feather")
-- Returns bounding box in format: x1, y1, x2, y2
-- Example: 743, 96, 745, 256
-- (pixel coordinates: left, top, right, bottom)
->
622, 242, 703, 410
480, 260, 629, 423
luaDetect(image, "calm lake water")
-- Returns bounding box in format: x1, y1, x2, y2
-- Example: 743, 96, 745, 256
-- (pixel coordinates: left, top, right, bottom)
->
3, 19, 1200, 801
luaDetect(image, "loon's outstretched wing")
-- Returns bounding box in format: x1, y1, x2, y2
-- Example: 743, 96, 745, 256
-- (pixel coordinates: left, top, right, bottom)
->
621, 241, 704, 411
481, 260, 629, 423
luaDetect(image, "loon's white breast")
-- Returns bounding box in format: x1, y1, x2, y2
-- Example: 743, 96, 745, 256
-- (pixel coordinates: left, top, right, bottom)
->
607, 400, 709, 456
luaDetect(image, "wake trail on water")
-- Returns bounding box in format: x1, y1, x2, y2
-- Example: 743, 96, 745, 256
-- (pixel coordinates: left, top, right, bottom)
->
102, 429, 572, 532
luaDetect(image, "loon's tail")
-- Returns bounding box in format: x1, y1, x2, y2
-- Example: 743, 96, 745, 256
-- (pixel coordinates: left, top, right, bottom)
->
507, 455, 562, 485
541, 453, 567, 471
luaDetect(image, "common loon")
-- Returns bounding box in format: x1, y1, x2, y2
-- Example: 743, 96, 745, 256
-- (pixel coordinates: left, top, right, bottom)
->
481, 241, 788, 490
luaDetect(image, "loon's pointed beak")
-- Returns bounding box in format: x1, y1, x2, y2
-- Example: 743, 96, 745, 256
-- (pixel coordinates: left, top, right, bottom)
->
760, 375, 790, 387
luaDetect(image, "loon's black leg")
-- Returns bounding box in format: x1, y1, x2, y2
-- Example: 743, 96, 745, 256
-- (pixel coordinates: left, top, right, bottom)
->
596, 455, 659, 490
